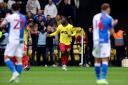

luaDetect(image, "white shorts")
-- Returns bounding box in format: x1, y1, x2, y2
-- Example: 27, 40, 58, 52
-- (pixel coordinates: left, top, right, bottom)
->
92, 43, 111, 58
4, 43, 24, 58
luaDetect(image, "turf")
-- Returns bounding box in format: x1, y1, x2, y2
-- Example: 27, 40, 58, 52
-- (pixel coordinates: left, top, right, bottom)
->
0, 66, 128, 85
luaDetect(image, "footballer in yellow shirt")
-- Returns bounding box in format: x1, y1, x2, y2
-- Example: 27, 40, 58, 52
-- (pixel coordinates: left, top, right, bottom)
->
49, 18, 76, 70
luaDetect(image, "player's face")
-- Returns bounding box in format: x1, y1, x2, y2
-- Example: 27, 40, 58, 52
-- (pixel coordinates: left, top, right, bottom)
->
48, 0, 52, 5
107, 8, 111, 14
64, 0, 68, 4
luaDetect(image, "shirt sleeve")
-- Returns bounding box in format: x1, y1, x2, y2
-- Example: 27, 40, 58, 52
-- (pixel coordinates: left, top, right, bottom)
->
50, 26, 60, 36
1, 15, 10, 26
53, 5, 58, 18
36, 0, 41, 10
44, 5, 48, 17
71, 26, 76, 36
93, 16, 97, 30
108, 17, 113, 29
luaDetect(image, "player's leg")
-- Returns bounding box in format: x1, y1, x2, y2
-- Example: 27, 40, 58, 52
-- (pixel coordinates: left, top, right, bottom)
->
92, 43, 101, 79
92, 42, 102, 83
4, 43, 19, 82
99, 44, 110, 84
15, 57, 22, 74
14, 43, 24, 83
15, 44, 24, 74
22, 44, 29, 70
94, 58, 101, 81
101, 58, 109, 80
64, 45, 71, 66
22, 55, 30, 70
59, 43, 67, 70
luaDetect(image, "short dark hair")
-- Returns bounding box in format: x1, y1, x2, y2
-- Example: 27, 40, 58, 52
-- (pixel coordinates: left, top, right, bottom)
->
11, 3, 20, 11
61, 17, 68, 26
101, 3, 110, 11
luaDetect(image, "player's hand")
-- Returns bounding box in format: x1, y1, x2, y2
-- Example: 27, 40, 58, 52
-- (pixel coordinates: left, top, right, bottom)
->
113, 19, 118, 26
46, 34, 50, 37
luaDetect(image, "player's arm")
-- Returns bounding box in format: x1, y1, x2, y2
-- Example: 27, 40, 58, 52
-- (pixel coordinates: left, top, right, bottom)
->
0, 18, 8, 29
110, 28, 115, 35
109, 18, 118, 35
49, 27, 60, 37
112, 19, 118, 26
70, 27, 76, 37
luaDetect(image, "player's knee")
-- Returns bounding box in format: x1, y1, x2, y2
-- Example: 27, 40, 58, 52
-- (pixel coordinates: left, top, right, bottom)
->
4, 55, 10, 61
102, 61, 108, 65
95, 58, 101, 63
16, 57, 22, 64
94, 63, 101, 67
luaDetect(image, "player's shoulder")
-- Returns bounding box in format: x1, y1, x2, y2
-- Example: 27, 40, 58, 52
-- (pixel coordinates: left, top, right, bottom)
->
5, 14, 12, 19
45, 4, 49, 8
93, 13, 101, 20
58, 24, 63, 28
19, 13, 26, 18
19, 13, 27, 21
106, 14, 113, 20
57, 24, 63, 30
67, 24, 73, 28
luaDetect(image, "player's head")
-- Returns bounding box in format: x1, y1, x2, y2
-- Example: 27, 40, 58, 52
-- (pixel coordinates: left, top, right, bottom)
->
61, 17, 68, 27
11, 3, 20, 12
48, 0, 53, 5
101, 3, 111, 14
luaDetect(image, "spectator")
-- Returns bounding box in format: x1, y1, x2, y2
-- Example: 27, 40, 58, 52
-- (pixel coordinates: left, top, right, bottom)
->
34, 10, 46, 23
52, 0, 62, 5
7, 0, 16, 9
55, 15, 62, 26
46, 25, 55, 66
16, 0, 27, 14
113, 28, 126, 66
46, 15, 57, 27
31, 23, 39, 65
36, 17, 47, 66
68, 0, 80, 8
26, 0, 41, 15
0, 0, 3, 3
0, 2, 6, 19
58, 0, 73, 20
26, 11, 34, 21
44, 0, 58, 18
0, 28, 8, 66
38, 0, 48, 10
86, 27, 94, 66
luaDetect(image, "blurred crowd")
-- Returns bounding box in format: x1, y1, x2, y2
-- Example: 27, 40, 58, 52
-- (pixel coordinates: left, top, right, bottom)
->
0, 0, 128, 67
0, 0, 81, 67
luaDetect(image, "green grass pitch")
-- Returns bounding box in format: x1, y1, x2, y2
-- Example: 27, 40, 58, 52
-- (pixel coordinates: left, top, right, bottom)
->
0, 67, 128, 85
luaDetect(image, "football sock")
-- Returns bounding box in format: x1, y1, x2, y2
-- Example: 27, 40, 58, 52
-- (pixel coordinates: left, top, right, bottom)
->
16, 63, 23, 74
102, 61, 108, 80
5, 59, 16, 73
94, 63, 101, 80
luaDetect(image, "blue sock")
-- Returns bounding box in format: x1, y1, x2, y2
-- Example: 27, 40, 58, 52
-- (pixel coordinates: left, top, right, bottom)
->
94, 63, 101, 80
16, 64, 22, 74
102, 62, 108, 80
5, 59, 16, 73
